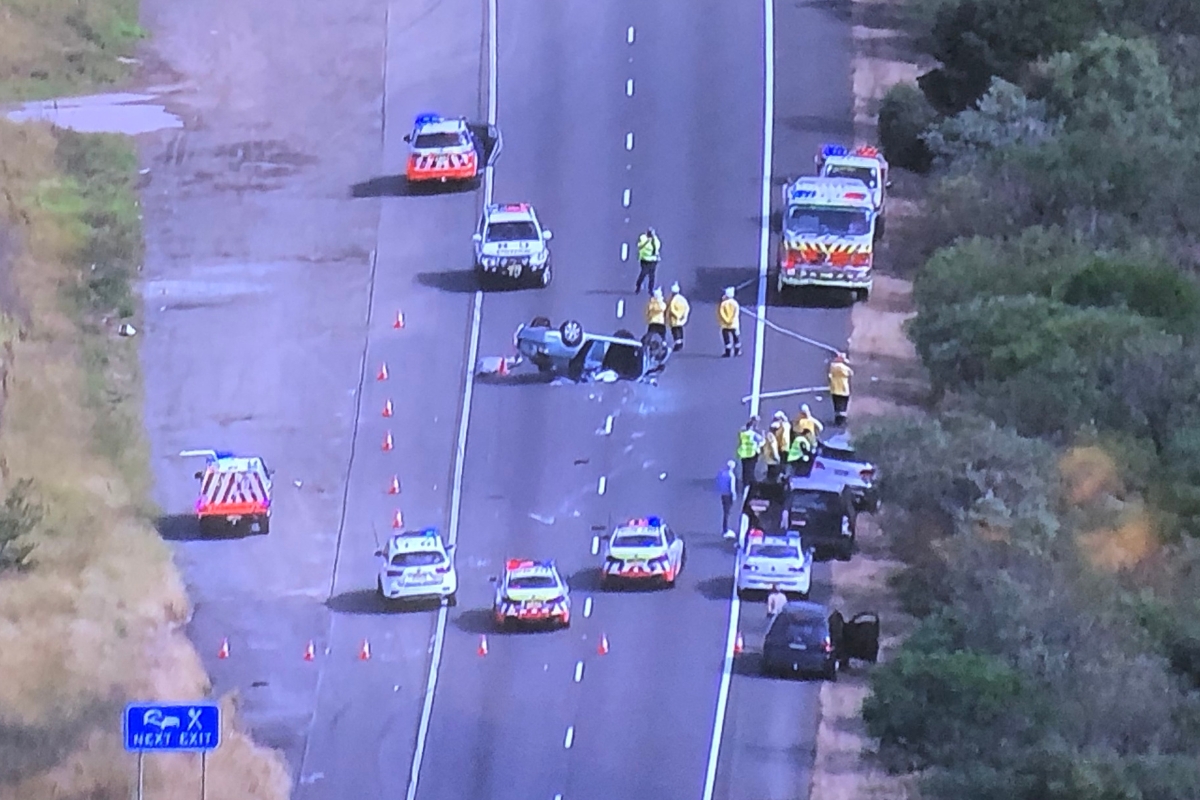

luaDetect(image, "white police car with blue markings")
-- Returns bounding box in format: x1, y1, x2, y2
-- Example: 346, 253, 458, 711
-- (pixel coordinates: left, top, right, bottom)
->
375, 527, 457, 605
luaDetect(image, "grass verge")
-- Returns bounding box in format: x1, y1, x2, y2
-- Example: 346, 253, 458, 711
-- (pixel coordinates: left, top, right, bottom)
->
0, 119, 289, 800
0, 0, 145, 102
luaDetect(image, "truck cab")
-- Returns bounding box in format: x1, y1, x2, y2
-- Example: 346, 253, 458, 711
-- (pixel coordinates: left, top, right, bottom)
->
778, 176, 877, 302
815, 144, 889, 236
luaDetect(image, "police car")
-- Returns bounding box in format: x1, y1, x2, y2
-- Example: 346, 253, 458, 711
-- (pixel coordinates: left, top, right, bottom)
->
375, 527, 458, 605
473, 203, 553, 288
493, 559, 571, 629
736, 529, 813, 599
600, 517, 686, 589
403, 113, 481, 183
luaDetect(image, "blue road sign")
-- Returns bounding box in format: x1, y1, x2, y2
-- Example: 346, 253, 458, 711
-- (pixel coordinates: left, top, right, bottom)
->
124, 702, 220, 752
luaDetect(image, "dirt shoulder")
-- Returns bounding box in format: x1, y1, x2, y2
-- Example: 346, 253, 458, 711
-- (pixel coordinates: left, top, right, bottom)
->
808, 0, 931, 797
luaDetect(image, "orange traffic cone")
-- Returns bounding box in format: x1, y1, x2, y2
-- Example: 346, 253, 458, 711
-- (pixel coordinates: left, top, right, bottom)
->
393, 311, 405, 329
377, 363, 389, 381
382, 431, 394, 451
387, 476, 401, 494
392, 510, 404, 529
217, 638, 230, 659
304, 641, 316, 662
597, 633, 610, 655
498, 357, 508, 376
734, 632, 745, 654
359, 639, 371, 660
382, 399, 394, 417
478, 635, 488, 656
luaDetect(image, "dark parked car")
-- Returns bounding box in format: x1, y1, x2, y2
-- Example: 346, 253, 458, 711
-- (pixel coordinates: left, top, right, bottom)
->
761, 601, 879, 681
783, 474, 857, 561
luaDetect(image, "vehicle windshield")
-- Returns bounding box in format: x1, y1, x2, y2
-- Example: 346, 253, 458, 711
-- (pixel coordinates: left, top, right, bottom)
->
749, 544, 800, 559
788, 491, 840, 516
785, 206, 871, 237
391, 551, 444, 568
486, 221, 539, 242
818, 444, 856, 461
613, 533, 662, 548
508, 575, 558, 590
414, 132, 464, 149
825, 165, 877, 188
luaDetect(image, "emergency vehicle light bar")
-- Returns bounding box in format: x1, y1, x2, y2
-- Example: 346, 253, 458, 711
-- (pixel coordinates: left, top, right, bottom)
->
414, 112, 442, 126
506, 558, 551, 570
179, 449, 236, 461
821, 144, 848, 157
854, 145, 879, 157
498, 203, 530, 212
626, 516, 662, 527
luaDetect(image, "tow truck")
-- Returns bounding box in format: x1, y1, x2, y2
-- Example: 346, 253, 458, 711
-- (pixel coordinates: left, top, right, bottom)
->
181, 449, 273, 535
777, 176, 877, 302
815, 144, 890, 236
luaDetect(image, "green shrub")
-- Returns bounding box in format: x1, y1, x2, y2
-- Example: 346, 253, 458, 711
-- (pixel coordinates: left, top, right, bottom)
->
1057, 258, 1200, 334
863, 647, 1039, 770
879, 84, 938, 172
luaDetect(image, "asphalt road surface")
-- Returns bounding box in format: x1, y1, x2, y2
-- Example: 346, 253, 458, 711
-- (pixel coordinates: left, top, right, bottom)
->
138, 0, 854, 797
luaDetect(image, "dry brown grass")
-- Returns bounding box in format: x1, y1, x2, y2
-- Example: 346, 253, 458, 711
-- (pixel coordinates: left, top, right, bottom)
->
0, 118, 289, 800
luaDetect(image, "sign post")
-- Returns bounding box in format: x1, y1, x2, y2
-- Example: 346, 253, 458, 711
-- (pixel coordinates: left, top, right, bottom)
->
123, 702, 221, 800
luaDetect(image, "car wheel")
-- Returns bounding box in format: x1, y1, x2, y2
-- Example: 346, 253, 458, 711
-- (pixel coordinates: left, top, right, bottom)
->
853, 287, 870, 303
539, 265, 552, 287
531, 316, 552, 329
825, 661, 839, 682
736, 588, 748, 601
445, 593, 457, 607
377, 577, 385, 598
258, 514, 270, 535
560, 319, 584, 347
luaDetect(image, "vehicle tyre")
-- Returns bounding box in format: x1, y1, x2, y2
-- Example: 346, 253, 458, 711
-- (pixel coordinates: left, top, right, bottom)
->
679, 547, 687, 575
531, 315, 552, 329
445, 592, 457, 607
538, 265, 552, 287
875, 215, 886, 239
853, 287, 870, 303
198, 516, 221, 536
560, 319, 584, 347
614, 329, 635, 340
258, 514, 270, 535
477, 271, 493, 291
799, 589, 810, 601
736, 588, 749, 601
824, 662, 839, 682
561, 617, 571, 630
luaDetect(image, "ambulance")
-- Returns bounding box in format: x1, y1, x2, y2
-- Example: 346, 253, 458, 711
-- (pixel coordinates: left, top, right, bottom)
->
815, 144, 890, 236
777, 176, 876, 301
181, 449, 273, 535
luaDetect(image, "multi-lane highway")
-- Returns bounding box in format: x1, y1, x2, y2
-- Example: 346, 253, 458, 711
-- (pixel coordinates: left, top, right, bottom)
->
143, 0, 855, 796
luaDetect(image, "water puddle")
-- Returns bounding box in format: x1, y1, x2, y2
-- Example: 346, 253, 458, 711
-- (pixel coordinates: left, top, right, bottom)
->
5, 92, 182, 135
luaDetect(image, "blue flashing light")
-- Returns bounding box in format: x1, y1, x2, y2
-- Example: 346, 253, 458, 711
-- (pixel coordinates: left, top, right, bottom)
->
420, 527, 438, 537
821, 144, 848, 157
647, 516, 662, 527
214, 450, 236, 460
414, 112, 442, 127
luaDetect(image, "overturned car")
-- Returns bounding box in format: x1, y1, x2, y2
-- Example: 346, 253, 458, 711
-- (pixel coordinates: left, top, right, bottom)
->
478, 317, 671, 382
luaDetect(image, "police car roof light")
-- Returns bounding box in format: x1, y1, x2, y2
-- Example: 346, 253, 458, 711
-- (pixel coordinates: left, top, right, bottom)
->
821, 144, 848, 157
414, 112, 442, 126
854, 145, 879, 157
420, 527, 438, 537
499, 203, 529, 212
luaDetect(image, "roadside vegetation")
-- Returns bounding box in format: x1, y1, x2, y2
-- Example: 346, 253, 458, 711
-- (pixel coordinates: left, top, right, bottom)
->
856, 1, 1200, 797
0, 5, 288, 800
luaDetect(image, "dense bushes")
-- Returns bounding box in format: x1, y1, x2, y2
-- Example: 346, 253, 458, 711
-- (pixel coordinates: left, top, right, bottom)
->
878, 84, 936, 172
863, 2, 1200, 796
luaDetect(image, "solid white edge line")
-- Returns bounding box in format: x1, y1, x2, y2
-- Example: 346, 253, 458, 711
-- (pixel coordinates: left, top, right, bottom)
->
574, 661, 584, 682
583, 597, 593, 617
564, 726, 575, 749
700, 0, 773, 795
405, 0, 496, 798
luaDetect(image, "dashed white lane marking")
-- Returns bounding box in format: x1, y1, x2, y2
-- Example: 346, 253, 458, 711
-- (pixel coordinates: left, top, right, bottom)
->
591, 535, 600, 555
564, 727, 575, 749
555, 794, 563, 800
700, 0, 773, 796
620, 243, 629, 261
617, 299, 625, 318
574, 661, 584, 682
622, 188, 631, 207
626, 132, 634, 150
584, 597, 593, 617
598, 476, 607, 495
627, 26, 634, 43
604, 414, 614, 434
626, 78, 634, 96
